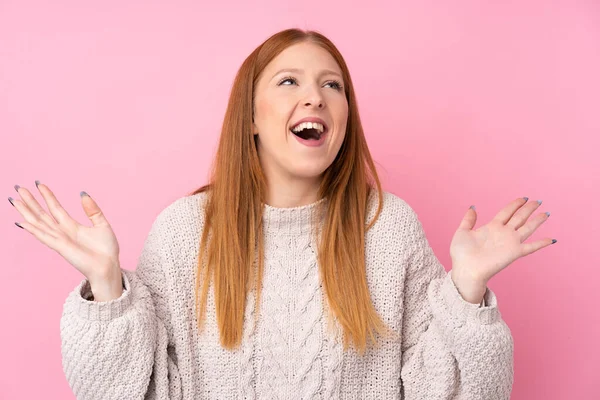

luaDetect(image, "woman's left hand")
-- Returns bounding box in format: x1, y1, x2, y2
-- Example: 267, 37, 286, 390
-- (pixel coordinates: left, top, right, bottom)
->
449, 197, 556, 304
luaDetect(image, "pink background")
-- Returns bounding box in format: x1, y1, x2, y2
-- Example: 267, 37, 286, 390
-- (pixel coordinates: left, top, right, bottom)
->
1, 1, 598, 398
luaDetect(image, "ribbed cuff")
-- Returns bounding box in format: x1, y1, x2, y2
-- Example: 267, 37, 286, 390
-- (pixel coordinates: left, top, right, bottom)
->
439, 271, 500, 325
73, 270, 132, 321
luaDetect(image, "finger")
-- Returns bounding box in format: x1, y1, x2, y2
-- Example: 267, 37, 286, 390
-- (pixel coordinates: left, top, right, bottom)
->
80, 192, 111, 228
507, 199, 543, 230
517, 211, 550, 242
493, 197, 528, 225
458, 205, 478, 231
34, 181, 78, 227
14, 219, 63, 252
12, 186, 60, 236
520, 238, 557, 257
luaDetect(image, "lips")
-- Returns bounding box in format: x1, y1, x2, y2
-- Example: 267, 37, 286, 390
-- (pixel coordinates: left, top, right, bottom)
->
290, 117, 329, 133
291, 127, 328, 147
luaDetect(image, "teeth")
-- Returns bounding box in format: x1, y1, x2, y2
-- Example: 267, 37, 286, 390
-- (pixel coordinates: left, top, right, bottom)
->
291, 122, 325, 133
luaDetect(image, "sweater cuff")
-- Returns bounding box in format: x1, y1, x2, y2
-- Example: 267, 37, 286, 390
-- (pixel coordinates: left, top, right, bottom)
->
73, 269, 132, 321
439, 271, 500, 325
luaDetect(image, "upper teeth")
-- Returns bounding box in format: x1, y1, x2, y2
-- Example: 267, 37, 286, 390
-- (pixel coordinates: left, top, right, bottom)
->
292, 122, 325, 133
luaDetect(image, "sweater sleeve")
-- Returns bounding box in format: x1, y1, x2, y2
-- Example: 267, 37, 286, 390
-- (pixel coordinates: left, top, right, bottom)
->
399, 206, 514, 400
60, 211, 183, 400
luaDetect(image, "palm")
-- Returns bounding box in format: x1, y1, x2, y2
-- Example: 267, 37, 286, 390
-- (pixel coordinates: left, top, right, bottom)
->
449, 198, 555, 285
75, 224, 119, 258
450, 223, 522, 283
9, 183, 121, 281
62, 223, 120, 276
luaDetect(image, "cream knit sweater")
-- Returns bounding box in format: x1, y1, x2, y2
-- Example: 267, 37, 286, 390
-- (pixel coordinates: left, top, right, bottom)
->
60, 190, 514, 399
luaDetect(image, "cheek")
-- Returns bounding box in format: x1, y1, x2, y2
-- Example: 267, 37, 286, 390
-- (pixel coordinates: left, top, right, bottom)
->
339, 100, 349, 119
254, 98, 269, 123
327, 95, 348, 120
334, 104, 349, 144
334, 103, 349, 132
256, 96, 290, 128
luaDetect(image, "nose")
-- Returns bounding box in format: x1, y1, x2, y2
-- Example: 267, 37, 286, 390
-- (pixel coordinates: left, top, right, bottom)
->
305, 100, 324, 109
302, 86, 325, 109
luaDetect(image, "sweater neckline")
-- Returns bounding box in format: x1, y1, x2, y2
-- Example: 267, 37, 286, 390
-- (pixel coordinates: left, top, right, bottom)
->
262, 197, 328, 237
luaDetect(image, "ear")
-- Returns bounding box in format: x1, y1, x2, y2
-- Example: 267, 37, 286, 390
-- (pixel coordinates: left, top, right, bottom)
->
251, 108, 258, 135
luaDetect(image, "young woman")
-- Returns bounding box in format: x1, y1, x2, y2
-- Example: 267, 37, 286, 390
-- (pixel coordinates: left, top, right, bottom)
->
9, 28, 555, 399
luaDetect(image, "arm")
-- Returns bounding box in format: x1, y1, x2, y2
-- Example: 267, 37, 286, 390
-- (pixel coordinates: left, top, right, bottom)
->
399, 206, 514, 400
60, 209, 183, 400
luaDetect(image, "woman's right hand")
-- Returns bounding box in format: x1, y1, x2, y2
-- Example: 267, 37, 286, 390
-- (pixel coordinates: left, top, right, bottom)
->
9, 181, 123, 301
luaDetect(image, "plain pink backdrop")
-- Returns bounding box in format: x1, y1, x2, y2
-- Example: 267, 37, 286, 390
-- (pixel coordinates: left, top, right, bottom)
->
1, 1, 598, 399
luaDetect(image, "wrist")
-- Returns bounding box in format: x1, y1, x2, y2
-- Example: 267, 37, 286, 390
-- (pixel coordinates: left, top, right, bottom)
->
89, 268, 124, 302
450, 269, 487, 305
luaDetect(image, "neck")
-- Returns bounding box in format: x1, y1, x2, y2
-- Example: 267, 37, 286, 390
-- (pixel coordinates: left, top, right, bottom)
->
262, 170, 323, 208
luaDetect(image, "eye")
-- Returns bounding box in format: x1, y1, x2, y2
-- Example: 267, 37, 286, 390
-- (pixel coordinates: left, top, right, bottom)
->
277, 76, 344, 91
325, 80, 343, 91
278, 76, 297, 86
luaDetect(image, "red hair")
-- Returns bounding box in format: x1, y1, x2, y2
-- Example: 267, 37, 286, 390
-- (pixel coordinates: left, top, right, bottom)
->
189, 28, 391, 354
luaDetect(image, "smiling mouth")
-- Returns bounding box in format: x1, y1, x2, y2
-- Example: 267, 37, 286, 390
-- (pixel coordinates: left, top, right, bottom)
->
290, 127, 323, 140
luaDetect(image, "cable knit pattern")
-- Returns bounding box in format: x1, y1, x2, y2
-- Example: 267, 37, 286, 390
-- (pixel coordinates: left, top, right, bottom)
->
256, 201, 328, 399
60, 190, 514, 399
238, 275, 257, 400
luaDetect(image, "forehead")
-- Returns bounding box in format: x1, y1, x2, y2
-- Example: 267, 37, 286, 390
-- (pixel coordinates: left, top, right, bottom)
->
263, 42, 342, 75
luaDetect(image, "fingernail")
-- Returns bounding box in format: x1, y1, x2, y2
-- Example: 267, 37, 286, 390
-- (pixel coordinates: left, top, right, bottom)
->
8, 197, 14, 207
15, 222, 24, 229
545, 211, 551, 217
35, 180, 41, 188
523, 197, 529, 201
470, 205, 476, 211
80, 191, 90, 198
552, 239, 557, 244
14, 184, 20, 193
537, 199, 543, 205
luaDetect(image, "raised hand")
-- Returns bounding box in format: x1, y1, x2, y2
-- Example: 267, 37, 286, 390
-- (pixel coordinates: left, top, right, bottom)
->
8, 181, 123, 301
449, 197, 556, 304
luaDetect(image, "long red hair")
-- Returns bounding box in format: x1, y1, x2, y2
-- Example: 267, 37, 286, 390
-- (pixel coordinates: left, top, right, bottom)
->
189, 28, 391, 354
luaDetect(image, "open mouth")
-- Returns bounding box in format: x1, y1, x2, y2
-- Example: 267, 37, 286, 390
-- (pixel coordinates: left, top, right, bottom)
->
290, 127, 324, 140
289, 121, 328, 141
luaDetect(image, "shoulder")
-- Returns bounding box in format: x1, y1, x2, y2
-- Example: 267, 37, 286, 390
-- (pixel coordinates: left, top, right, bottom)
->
366, 190, 424, 249
368, 190, 420, 228
145, 191, 208, 248
161, 190, 206, 216
153, 191, 208, 224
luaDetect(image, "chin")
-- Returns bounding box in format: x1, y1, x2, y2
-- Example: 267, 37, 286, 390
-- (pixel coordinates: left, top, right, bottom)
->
289, 163, 330, 179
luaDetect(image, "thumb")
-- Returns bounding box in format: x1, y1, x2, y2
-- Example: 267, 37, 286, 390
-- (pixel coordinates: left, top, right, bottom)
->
458, 205, 477, 231
80, 191, 109, 227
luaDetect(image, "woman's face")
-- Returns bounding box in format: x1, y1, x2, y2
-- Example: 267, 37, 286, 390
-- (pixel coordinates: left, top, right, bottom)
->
252, 41, 348, 186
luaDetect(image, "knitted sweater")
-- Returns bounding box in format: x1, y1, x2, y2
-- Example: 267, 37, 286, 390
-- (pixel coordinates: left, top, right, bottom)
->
60, 190, 514, 399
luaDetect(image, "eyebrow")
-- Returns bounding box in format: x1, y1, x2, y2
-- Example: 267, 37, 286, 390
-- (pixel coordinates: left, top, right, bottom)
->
271, 68, 343, 81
